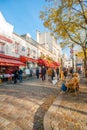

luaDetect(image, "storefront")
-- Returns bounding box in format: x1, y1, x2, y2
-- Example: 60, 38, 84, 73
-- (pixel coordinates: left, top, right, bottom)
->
0, 54, 25, 82
20, 55, 38, 68
20, 55, 38, 76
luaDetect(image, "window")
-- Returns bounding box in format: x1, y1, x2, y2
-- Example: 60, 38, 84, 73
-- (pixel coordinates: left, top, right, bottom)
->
33, 50, 36, 55
0, 42, 5, 54
32, 50, 36, 58
27, 48, 30, 56
15, 42, 19, 54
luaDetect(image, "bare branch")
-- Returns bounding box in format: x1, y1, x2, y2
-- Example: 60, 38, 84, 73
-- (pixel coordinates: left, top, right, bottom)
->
72, 7, 82, 14
63, 26, 81, 45
78, 0, 87, 23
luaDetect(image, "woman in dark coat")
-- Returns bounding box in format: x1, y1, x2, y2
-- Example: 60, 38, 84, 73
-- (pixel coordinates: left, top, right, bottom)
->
41, 66, 46, 81
36, 67, 39, 79
13, 68, 19, 84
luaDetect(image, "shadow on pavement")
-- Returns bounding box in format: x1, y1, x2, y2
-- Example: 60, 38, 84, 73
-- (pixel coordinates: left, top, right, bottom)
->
33, 94, 58, 130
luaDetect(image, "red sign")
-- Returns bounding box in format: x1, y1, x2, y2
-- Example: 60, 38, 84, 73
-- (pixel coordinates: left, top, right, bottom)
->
0, 35, 13, 43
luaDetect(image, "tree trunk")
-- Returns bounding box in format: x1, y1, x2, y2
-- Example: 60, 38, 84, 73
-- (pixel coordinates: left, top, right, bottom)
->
83, 49, 87, 78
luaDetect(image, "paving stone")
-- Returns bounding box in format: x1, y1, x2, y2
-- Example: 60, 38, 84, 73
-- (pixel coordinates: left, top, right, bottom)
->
44, 78, 87, 130
1, 77, 87, 130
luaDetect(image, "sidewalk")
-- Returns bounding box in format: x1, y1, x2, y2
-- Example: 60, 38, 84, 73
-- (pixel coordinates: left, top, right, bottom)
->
0, 77, 59, 130
0, 76, 87, 130
44, 78, 87, 130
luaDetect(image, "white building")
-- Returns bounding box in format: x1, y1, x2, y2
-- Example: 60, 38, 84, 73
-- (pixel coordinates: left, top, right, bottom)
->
0, 12, 38, 70
36, 31, 62, 62
0, 12, 13, 37
0, 12, 14, 56
21, 33, 38, 59
0, 11, 62, 76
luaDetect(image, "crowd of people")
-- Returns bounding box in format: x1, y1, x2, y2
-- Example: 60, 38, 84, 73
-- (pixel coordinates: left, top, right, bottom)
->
1, 65, 80, 95
38, 66, 80, 95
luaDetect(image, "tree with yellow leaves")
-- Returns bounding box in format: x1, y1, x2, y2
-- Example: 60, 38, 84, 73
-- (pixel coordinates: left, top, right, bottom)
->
40, 0, 87, 77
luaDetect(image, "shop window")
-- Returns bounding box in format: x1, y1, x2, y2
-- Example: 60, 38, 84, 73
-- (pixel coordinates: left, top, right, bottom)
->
0, 42, 5, 54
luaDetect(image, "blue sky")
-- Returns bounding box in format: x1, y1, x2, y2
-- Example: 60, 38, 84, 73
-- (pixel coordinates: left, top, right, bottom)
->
0, 0, 47, 40
0, 0, 70, 57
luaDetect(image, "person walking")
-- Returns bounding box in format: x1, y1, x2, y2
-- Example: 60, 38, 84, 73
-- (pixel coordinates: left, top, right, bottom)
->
13, 67, 19, 84
36, 67, 39, 79
63, 68, 68, 78
69, 67, 74, 77
47, 67, 52, 82
51, 68, 55, 80
60, 68, 65, 81
18, 68, 23, 82
30, 68, 33, 77
56, 67, 59, 80
41, 66, 46, 81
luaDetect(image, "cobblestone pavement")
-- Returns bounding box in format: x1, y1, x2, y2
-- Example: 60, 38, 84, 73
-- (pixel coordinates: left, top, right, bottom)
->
44, 78, 87, 130
0, 78, 59, 130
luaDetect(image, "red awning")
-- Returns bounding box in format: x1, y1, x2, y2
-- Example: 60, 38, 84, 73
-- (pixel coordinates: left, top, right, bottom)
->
37, 58, 46, 66
0, 54, 20, 60
53, 61, 60, 66
0, 57, 25, 66
37, 58, 60, 68
20, 56, 37, 63
37, 58, 51, 67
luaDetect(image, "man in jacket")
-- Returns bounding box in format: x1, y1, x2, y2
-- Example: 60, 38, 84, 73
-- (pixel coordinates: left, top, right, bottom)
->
41, 66, 46, 81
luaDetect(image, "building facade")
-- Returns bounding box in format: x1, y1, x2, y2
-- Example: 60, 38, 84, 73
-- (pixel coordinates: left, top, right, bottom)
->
36, 31, 62, 62
0, 12, 62, 79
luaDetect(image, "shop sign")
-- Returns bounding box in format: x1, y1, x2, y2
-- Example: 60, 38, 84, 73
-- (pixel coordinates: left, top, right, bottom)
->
76, 63, 82, 66
0, 35, 13, 43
